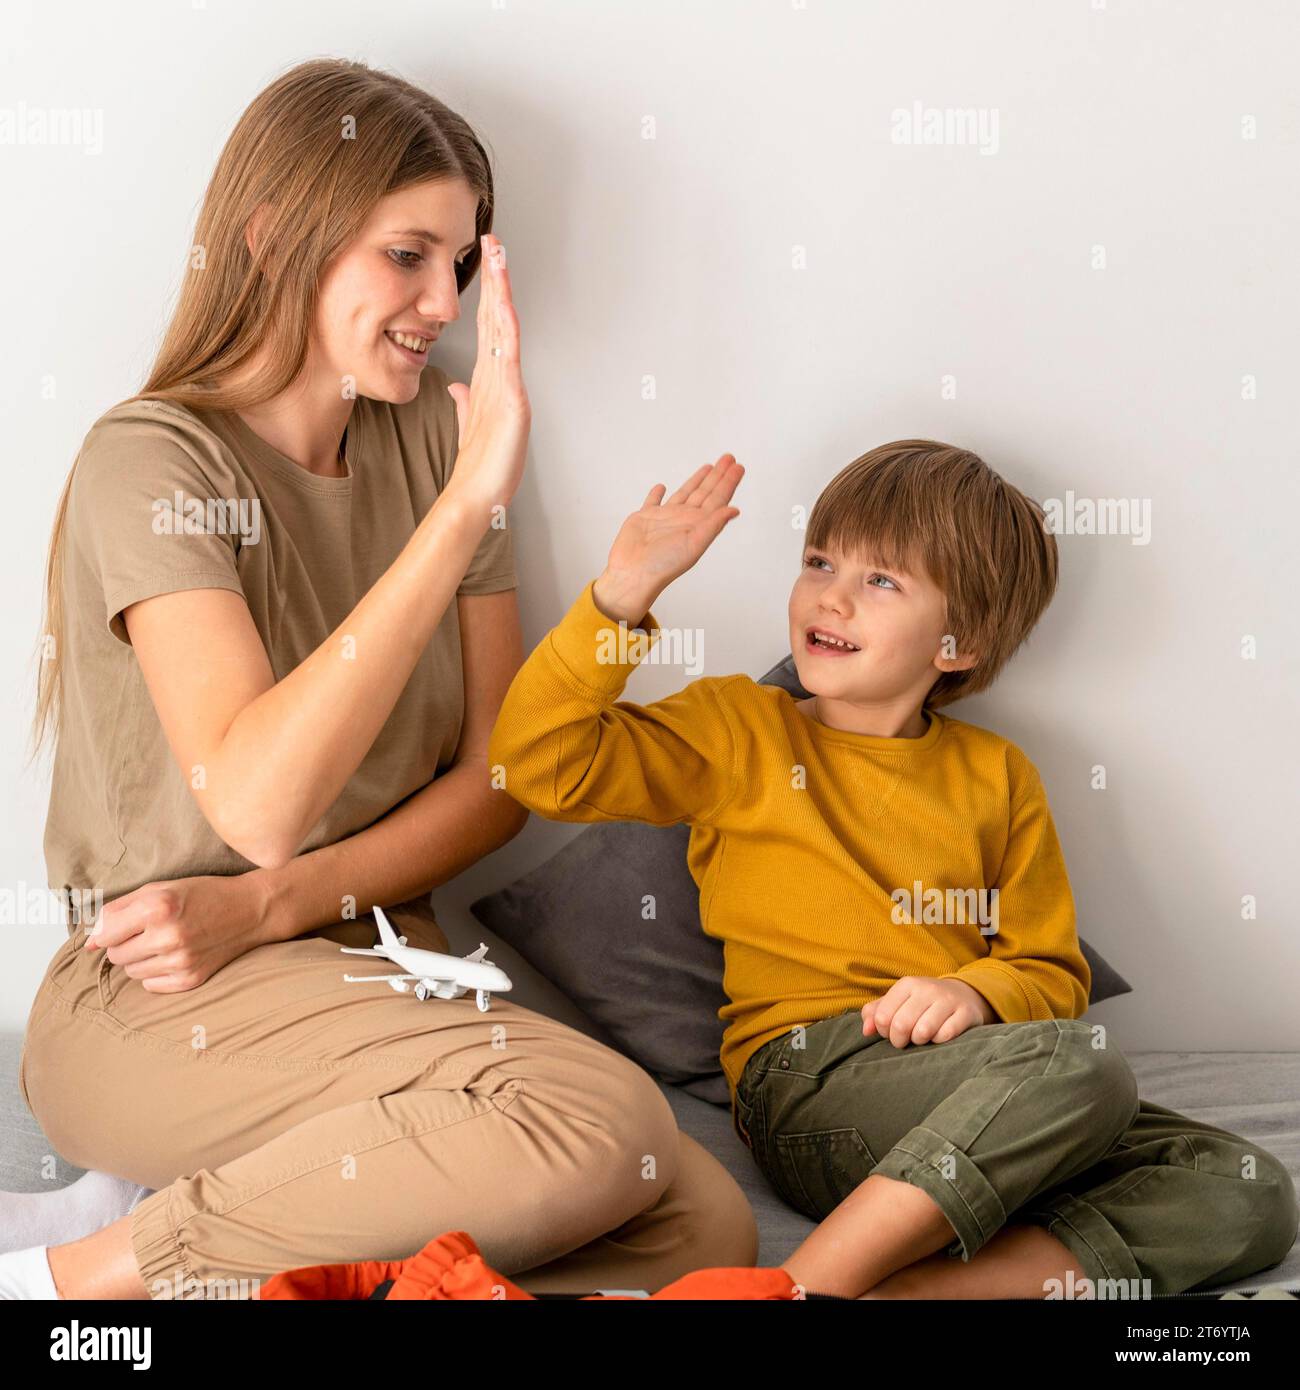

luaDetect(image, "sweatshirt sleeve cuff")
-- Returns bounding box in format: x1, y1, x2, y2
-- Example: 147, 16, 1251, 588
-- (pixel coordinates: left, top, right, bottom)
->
545, 578, 664, 697
938, 961, 1036, 1024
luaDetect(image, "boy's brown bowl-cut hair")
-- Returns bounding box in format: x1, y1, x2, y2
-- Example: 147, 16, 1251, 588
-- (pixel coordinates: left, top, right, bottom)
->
805, 440, 1059, 711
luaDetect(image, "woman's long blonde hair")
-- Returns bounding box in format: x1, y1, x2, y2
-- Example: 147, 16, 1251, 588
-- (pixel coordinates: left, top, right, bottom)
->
30, 57, 495, 759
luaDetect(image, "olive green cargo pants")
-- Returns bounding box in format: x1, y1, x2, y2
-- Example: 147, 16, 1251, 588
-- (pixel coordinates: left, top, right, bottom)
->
734, 1011, 1297, 1295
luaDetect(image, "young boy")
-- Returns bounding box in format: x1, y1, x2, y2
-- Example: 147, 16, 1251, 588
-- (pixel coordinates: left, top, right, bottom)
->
486, 442, 1297, 1300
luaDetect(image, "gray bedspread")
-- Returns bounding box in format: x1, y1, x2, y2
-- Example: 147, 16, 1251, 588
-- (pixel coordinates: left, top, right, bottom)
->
3, 1030, 1295, 1297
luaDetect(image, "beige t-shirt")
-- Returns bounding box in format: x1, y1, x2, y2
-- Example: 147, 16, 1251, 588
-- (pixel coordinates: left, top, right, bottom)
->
43, 362, 515, 950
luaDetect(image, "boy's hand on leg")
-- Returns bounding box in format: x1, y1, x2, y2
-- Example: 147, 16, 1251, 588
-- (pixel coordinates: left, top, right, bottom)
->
862, 977, 995, 1048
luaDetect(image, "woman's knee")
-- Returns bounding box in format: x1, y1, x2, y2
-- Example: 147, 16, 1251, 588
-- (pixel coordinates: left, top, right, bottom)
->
672, 1134, 758, 1269
497, 1054, 684, 1263
530, 1040, 680, 1213
589, 1053, 680, 1194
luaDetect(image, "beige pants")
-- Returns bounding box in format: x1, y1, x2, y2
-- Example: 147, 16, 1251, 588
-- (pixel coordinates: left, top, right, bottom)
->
20, 913, 756, 1299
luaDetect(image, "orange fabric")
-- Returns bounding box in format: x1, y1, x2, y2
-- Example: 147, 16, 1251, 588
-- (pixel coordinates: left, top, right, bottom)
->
259, 1231, 532, 1301
387, 1232, 534, 1301
627, 1266, 798, 1300
259, 1230, 798, 1301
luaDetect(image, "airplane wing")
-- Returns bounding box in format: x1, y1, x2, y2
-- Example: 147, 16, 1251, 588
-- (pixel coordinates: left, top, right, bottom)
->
342, 973, 420, 982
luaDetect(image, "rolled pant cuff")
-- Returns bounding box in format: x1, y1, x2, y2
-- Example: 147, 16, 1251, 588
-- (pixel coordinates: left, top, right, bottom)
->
130, 1186, 194, 1300
1018, 1191, 1144, 1292
870, 1125, 1006, 1262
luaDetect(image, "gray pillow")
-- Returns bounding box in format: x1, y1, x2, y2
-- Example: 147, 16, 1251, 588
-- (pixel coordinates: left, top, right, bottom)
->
471, 655, 1132, 1107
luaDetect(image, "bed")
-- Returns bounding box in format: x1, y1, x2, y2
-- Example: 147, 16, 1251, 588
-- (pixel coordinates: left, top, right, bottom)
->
4, 913, 1296, 1298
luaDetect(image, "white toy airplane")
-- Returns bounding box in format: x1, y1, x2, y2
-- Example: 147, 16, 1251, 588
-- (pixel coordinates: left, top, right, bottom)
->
340, 905, 513, 1012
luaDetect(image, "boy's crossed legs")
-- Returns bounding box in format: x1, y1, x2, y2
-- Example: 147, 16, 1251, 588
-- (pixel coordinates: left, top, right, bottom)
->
785, 1173, 1086, 1299
736, 1012, 1298, 1299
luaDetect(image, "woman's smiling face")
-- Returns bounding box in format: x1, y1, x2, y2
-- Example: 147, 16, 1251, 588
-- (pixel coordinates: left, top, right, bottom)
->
313, 177, 481, 403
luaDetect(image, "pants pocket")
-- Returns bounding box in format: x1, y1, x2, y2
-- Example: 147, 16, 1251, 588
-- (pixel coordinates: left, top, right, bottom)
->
733, 1088, 756, 1149
774, 1127, 876, 1221
95, 942, 121, 1013
783, 1009, 881, 1077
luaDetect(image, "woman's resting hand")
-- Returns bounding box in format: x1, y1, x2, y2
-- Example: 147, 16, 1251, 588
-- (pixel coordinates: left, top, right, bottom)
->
81, 871, 279, 992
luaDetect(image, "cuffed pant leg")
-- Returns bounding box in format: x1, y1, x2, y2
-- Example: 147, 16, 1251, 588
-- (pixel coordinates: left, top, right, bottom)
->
1016, 1100, 1300, 1295
867, 1020, 1140, 1264
131, 1121, 758, 1301
126, 1061, 683, 1300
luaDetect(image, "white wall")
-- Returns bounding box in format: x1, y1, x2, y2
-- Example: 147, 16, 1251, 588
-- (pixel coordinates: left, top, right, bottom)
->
4, 0, 1296, 1047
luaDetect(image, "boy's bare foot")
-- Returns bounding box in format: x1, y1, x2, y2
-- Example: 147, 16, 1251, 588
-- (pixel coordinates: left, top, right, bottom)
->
857, 1223, 1088, 1299
782, 1172, 957, 1298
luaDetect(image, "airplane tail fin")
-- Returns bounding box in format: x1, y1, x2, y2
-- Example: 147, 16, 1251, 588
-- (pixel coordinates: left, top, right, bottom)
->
372, 904, 402, 953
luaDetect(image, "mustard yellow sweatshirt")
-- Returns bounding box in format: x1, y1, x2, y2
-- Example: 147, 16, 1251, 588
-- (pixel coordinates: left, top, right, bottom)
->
487, 578, 1091, 1109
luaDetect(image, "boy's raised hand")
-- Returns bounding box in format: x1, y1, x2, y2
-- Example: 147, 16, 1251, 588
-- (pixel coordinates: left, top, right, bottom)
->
592, 454, 744, 624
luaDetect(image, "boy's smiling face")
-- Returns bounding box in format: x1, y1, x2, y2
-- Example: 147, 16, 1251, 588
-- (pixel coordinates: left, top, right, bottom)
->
787, 540, 978, 736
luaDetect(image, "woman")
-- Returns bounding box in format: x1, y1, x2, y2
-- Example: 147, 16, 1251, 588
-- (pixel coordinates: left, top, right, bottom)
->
12, 57, 755, 1299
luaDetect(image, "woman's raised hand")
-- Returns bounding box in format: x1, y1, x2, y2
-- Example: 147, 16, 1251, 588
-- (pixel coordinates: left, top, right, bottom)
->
593, 455, 744, 623
444, 233, 531, 517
